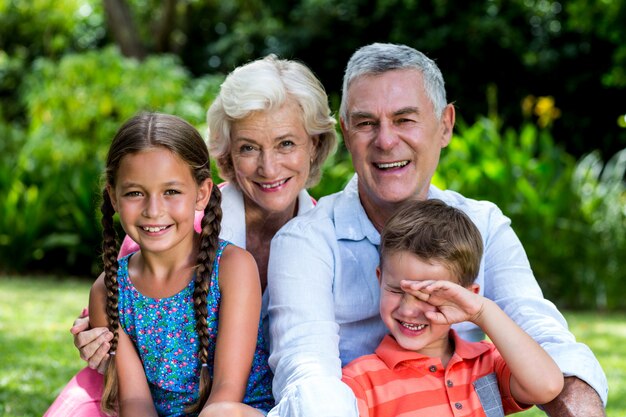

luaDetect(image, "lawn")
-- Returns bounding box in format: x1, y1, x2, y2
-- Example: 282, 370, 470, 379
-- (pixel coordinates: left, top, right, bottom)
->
0, 275, 624, 416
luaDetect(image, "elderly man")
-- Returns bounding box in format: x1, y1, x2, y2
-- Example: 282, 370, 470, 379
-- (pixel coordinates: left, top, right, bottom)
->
267, 42, 607, 417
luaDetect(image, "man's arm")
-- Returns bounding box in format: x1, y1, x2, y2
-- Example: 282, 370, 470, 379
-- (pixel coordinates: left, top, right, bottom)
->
479, 205, 608, 408
542, 377, 606, 417
266, 219, 358, 417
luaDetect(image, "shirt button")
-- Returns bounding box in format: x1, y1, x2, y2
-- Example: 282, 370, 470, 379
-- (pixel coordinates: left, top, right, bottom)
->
429, 365, 437, 372
447, 380, 453, 387
455, 402, 463, 409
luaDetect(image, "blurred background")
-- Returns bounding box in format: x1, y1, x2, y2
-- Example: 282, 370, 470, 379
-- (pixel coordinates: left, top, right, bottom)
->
0, 0, 625, 310
1, 1, 626, 416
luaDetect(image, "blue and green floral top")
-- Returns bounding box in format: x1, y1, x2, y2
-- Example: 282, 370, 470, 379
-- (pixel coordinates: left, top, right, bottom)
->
117, 240, 274, 416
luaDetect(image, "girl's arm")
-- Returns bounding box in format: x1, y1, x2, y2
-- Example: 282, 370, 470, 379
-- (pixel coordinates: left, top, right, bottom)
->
205, 245, 262, 407
89, 274, 158, 417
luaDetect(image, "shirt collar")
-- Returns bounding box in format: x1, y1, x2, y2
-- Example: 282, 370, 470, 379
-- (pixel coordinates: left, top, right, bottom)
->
376, 330, 491, 370
219, 182, 315, 248
333, 176, 447, 245
333, 174, 381, 245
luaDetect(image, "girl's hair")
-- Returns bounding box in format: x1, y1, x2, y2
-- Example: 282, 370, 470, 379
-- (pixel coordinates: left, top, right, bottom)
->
380, 199, 483, 287
340, 42, 448, 123
207, 54, 337, 188
99, 112, 222, 415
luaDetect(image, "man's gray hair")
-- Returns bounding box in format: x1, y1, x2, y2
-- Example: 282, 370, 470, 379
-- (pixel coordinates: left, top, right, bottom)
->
340, 43, 448, 122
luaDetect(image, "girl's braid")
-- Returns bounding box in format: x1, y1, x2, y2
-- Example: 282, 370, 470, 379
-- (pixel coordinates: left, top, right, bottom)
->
186, 184, 223, 414
100, 189, 120, 416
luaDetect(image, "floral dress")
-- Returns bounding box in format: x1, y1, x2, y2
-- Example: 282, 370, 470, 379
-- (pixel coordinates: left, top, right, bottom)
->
117, 240, 274, 416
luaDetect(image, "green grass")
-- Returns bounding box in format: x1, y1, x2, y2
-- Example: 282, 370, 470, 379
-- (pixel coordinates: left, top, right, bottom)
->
0, 276, 624, 416
0, 276, 91, 417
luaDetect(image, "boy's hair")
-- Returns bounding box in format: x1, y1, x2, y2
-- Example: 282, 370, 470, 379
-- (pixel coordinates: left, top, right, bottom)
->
99, 112, 221, 415
380, 199, 483, 287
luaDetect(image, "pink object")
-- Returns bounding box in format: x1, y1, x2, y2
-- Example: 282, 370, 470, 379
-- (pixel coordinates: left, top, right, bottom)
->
43, 367, 107, 417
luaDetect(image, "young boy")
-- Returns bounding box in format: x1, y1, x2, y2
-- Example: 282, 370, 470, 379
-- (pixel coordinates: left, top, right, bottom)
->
341, 199, 564, 417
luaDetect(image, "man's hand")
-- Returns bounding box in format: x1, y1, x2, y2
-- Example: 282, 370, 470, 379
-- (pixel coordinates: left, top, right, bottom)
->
542, 377, 606, 417
70, 308, 113, 374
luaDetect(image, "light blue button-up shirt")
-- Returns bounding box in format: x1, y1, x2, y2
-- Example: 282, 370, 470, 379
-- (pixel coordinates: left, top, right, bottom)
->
267, 174, 608, 417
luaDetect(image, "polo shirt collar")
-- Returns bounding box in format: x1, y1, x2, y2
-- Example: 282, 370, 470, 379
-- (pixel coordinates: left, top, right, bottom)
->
376, 330, 491, 370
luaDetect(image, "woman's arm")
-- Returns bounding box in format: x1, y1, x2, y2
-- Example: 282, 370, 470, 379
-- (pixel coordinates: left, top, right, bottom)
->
205, 245, 262, 406
71, 235, 140, 372
70, 311, 112, 373
89, 274, 157, 417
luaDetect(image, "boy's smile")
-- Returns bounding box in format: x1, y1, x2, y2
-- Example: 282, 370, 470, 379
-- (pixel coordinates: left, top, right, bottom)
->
377, 251, 456, 360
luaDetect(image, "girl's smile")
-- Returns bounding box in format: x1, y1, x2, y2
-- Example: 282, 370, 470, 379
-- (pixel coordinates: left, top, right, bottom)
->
109, 147, 209, 256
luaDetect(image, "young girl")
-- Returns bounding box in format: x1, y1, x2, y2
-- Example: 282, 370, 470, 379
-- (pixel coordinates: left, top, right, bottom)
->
89, 112, 273, 417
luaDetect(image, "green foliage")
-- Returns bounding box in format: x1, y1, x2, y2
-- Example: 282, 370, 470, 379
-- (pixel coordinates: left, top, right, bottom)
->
309, 133, 354, 200
572, 149, 626, 309
179, 0, 626, 157
0, 0, 103, 57
0, 46, 223, 274
1, 0, 625, 310
0, 0, 104, 120
564, 0, 626, 88
23, 46, 207, 162
435, 118, 626, 309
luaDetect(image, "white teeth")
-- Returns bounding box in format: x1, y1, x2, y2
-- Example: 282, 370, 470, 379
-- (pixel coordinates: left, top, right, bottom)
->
377, 161, 409, 169
402, 322, 426, 331
260, 179, 287, 189
143, 226, 167, 233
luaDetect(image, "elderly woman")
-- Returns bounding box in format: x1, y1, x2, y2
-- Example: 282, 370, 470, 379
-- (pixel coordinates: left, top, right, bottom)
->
44, 54, 337, 417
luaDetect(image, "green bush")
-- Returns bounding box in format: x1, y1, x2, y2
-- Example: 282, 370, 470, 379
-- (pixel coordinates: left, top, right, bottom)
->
572, 149, 626, 309
2, 42, 624, 311
0, 46, 223, 274
309, 133, 354, 200
435, 118, 626, 309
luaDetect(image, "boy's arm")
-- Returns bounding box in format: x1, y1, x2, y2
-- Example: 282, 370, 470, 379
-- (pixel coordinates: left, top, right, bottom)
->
473, 298, 564, 405
402, 279, 564, 405
479, 211, 606, 407
89, 274, 157, 417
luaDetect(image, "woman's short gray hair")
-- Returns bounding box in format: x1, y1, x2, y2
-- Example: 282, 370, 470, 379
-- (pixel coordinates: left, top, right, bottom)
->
340, 43, 448, 122
207, 54, 337, 188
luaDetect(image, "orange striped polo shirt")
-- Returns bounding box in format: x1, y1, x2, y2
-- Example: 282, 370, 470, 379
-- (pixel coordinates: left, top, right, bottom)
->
341, 331, 529, 417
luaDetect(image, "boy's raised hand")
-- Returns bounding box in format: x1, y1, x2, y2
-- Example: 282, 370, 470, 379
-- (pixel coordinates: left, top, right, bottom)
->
400, 280, 485, 325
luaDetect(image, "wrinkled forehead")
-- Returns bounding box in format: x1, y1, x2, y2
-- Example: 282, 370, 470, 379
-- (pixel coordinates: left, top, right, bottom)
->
345, 70, 431, 116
